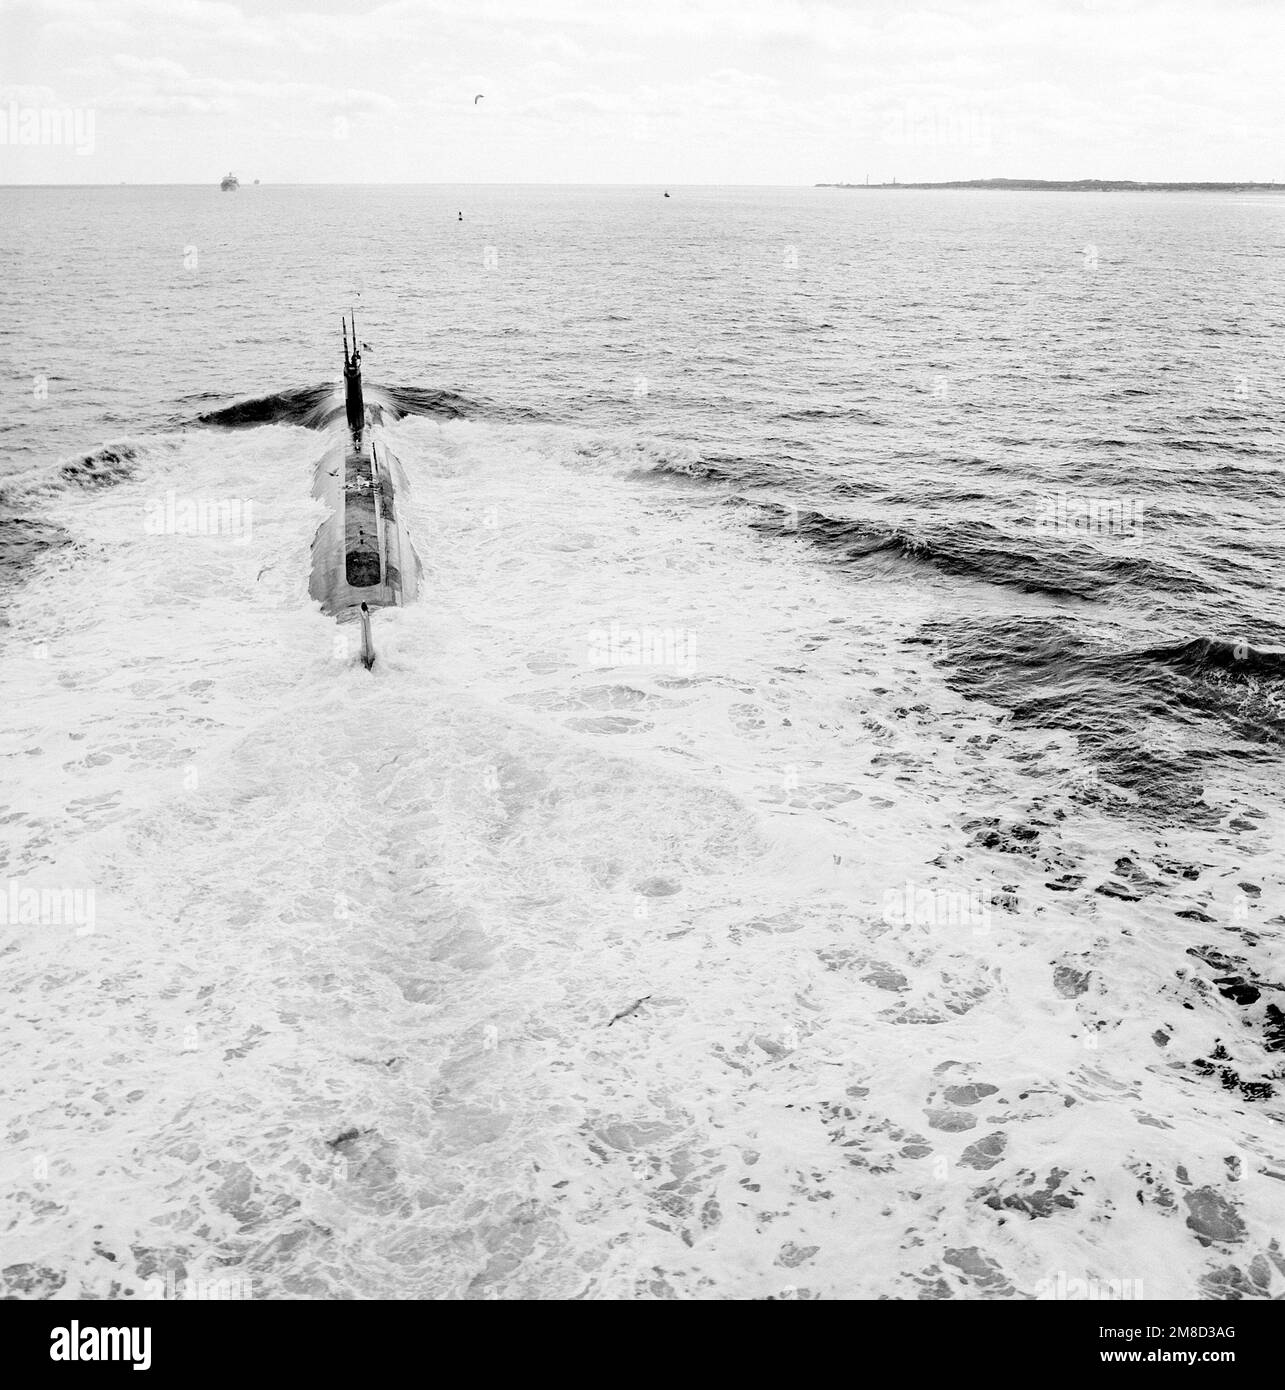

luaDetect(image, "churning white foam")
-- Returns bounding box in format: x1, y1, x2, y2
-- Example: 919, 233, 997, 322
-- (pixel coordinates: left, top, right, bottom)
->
1, 415, 1281, 1300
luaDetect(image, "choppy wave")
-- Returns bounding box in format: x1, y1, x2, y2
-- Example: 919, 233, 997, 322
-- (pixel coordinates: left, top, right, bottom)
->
0, 515, 70, 614
193, 383, 476, 430
1139, 636, 1285, 677
925, 616, 1285, 812
58, 440, 145, 490
744, 505, 1217, 602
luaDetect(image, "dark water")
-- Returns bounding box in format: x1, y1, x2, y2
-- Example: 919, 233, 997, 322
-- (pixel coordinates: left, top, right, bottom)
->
1, 185, 1283, 1300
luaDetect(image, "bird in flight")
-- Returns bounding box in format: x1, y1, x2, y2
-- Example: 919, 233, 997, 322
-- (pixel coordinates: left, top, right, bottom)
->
474, 94, 484, 104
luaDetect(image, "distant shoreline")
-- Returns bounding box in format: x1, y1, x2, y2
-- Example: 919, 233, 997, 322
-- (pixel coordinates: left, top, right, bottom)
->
818, 179, 1285, 193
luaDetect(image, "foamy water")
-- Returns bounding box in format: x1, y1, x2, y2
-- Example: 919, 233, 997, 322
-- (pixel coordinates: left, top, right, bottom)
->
3, 403, 1282, 1299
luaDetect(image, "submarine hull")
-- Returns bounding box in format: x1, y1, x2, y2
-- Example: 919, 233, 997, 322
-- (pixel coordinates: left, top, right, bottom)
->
309, 426, 420, 620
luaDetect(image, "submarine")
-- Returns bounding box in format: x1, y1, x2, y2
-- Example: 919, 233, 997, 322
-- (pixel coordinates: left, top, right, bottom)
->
309, 313, 421, 669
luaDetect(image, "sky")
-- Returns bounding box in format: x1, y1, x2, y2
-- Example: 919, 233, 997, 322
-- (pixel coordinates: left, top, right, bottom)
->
0, 0, 1281, 184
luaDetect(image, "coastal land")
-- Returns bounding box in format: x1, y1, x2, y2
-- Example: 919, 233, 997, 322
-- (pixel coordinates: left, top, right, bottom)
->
817, 178, 1284, 192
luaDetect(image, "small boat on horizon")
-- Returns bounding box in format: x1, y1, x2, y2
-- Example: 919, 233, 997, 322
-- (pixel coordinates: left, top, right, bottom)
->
220, 172, 239, 191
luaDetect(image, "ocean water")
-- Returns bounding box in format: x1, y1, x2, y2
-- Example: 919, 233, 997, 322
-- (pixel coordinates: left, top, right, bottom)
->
1, 184, 1283, 1300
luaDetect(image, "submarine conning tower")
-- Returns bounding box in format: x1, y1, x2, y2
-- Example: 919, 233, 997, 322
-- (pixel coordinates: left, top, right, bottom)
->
342, 311, 364, 435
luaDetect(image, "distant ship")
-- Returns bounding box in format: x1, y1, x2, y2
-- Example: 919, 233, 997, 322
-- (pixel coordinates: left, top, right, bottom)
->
220, 172, 239, 191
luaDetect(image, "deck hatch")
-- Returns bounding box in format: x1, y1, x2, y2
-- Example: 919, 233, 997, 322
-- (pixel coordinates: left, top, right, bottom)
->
346, 547, 382, 587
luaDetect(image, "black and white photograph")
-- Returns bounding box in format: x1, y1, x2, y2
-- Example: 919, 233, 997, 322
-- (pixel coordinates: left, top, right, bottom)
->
1, 0, 1281, 1354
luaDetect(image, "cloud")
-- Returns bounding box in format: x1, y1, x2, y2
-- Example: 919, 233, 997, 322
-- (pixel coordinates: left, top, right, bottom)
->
88, 51, 395, 123
3, 0, 1282, 181
0, 83, 62, 106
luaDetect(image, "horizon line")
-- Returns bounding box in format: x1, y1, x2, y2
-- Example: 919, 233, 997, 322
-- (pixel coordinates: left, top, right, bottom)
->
3, 177, 1283, 190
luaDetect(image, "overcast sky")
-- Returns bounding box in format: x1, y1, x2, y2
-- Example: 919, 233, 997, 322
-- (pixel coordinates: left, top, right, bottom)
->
1, 0, 1281, 184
